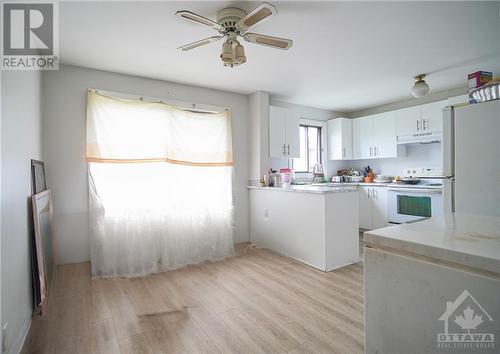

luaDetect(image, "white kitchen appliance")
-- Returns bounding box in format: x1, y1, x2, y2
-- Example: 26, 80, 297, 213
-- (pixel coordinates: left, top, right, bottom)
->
442, 100, 500, 216
387, 174, 447, 224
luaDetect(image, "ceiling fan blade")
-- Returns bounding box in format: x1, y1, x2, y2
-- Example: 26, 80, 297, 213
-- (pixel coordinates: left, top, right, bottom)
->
178, 36, 222, 51
237, 2, 277, 31
244, 33, 293, 50
176, 10, 223, 31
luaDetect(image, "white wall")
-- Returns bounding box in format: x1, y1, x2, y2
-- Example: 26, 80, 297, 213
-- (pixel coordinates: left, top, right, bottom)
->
344, 143, 442, 177
347, 86, 467, 118
42, 65, 250, 264
1, 71, 42, 353
248, 92, 270, 182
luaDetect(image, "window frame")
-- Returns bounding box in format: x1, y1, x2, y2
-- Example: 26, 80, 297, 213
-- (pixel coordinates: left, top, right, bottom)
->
293, 119, 327, 174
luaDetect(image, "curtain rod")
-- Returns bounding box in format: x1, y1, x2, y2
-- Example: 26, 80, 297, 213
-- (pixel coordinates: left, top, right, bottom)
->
87, 88, 229, 114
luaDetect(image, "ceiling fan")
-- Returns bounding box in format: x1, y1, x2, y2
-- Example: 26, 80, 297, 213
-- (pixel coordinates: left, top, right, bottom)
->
176, 2, 293, 67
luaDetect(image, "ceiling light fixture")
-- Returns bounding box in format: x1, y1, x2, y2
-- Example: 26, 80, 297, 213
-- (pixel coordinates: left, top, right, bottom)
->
220, 40, 234, 66
412, 74, 430, 98
234, 41, 246, 65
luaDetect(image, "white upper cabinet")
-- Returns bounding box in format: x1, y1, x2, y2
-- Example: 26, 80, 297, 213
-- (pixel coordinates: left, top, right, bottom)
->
285, 110, 300, 158
372, 111, 397, 158
269, 106, 287, 157
396, 105, 421, 136
353, 116, 373, 159
353, 112, 397, 159
269, 106, 300, 158
421, 100, 447, 133
396, 100, 448, 136
328, 118, 352, 160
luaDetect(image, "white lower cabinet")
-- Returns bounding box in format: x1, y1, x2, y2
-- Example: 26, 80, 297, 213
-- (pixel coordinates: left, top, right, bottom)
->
358, 186, 387, 230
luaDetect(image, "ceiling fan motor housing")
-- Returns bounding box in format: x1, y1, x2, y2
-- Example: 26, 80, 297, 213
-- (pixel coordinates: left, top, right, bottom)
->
216, 7, 247, 32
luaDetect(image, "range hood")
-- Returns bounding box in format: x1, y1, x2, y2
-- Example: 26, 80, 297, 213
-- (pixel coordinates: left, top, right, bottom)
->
397, 131, 442, 145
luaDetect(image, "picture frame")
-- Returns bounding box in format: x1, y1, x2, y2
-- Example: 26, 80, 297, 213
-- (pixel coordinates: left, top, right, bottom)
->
31, 159, 47, 195
32, 190, 56, 317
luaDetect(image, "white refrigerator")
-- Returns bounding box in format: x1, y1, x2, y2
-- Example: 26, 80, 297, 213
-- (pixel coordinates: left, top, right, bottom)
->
442, 100, 500, 216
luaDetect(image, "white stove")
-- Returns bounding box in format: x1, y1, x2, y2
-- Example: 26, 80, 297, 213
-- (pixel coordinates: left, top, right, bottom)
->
387, 167, 451, 224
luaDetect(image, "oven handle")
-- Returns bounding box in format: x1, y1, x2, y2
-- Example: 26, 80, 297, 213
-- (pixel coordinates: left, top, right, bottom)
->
387, 188, 442, 194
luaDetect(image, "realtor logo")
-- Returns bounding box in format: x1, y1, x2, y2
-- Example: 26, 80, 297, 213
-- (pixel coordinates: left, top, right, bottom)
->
437, 289, 495, 350
1, 1, 58, 70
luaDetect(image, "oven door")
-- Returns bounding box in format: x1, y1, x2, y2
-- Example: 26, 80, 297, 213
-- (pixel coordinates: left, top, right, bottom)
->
387, 188, 443, 224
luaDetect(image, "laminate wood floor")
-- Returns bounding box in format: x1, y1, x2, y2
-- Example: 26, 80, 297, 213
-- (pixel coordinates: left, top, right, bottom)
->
22, 243, 364, 354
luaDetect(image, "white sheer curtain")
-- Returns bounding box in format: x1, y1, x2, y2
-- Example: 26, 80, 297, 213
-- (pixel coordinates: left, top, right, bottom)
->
87, 92, 235, 278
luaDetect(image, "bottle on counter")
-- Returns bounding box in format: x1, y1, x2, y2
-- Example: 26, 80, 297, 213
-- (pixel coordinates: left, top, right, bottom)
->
280, 168, 292, 188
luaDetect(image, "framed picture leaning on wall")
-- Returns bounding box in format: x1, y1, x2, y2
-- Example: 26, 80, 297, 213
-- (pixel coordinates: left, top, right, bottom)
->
31, 159, 47, 195
32, 190, 56, 317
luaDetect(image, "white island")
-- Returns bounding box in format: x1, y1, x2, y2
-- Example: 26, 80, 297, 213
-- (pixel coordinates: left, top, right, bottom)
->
364, 214, 500, 354
248, 185, 360, 271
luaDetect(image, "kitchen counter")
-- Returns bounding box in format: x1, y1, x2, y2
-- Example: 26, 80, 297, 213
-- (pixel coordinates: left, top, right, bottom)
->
249, 185, 359, 271
364, 213, 500, 275
247, 185, 358, 194
317, 182, 390, 187
364, 213, 500, 353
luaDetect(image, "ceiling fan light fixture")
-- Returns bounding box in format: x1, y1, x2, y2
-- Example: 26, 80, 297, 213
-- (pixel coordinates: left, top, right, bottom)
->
176, 2, 292, 67
234, 42, 246, 65
412, 74, 430, 98
221, 41, 234, 65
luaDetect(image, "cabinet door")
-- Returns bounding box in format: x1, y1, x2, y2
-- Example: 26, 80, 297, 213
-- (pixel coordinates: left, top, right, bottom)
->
342, 118, 353, 159
396, 105, 421, 136
269, 106, 286, 157
328, 119, 342, 160
353, 116, 373, 159
358, 187, 372, 229
421, 100, 447, 133
372, 111, 397, 158
371, 187, 388, 229
285, 111, 300, 158
328, 118, 352, 160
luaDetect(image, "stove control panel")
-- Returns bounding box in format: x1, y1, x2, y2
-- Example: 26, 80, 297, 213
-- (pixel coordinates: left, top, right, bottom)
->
403, 167, 442, 177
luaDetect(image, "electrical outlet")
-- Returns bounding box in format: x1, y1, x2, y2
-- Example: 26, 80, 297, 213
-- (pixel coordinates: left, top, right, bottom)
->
2, 323, 7, 353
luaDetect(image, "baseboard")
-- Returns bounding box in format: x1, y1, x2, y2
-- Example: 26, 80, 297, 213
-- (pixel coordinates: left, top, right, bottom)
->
9, 314, 31, 354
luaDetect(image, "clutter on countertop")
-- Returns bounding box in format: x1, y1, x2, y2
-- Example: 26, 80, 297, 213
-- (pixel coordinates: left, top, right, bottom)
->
362, 165, 375, 183
312, 163, 326, 184
280, 168, 292, 188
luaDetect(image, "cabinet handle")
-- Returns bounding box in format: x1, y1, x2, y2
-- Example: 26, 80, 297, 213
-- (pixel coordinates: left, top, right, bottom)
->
369, 147, 372, 157
374, 147, 377, 156
373, 188, 377, 199
287, 144, 290, 155
342, 147, 345, 158
417, 120, 420, 131
423, 119, 427, 131
283, 144, 286, 155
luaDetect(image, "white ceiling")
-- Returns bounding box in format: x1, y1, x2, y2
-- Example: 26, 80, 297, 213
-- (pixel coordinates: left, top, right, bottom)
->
59, 1, 500, 112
